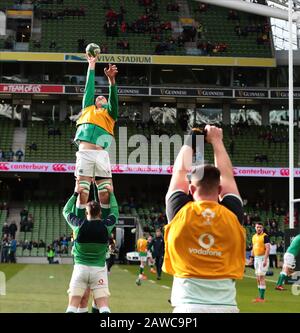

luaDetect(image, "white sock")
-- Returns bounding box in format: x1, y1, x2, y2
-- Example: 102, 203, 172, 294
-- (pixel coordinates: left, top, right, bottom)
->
66, 305, 78, 313
99, 306, 111, 313
77, 307, 88, 313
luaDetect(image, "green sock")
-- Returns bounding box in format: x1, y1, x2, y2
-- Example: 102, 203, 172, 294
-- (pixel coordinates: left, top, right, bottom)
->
259, 287, 266, 299
139, 266, 144, 275
277, 273, 287, 286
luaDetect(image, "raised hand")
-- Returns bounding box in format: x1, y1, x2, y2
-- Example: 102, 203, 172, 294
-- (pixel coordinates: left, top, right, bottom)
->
104, 63, 118, 85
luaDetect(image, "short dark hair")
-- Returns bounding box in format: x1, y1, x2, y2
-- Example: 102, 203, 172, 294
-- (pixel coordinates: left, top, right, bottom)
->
190, 164, 221, 195
86, 201, 101, 218
255, 222, 263, 227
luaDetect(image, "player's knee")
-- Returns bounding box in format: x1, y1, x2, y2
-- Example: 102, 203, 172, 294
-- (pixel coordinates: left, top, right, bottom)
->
97, 182, 111, 204
284, 252, 296, 269
92, 288, 111, 299
79, 181, 91, 196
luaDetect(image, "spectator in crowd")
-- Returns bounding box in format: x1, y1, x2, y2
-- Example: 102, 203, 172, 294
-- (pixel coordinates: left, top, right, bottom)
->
26, 214, 34, 232
269, 241, 278, 268
29, 142, 38, 152
22, 240, 32, 253
1, 235, 10, 263
60, 236, 68, 254
2, 223, 9, 236
15, 148, 24, 162
106, 236, 118, 273
6, 149, 14, 162
254, 153, 268, 163
38, 239, 46, 248
47, 245, 59, 264
49, 40, 57, 49
0, 149, 3, 161
20, 208, 28, 222
8, 221, 17, 238
9, 236, 17, 263
149, 228, 164, 280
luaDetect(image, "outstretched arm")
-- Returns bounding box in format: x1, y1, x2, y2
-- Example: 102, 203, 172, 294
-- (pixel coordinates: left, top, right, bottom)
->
82, 55, 97, 109
63, 182, 85, 228
103, 185, 119, 234
205, 125, 240, 199
166, 128, 202, 199
105, 64, 118, 120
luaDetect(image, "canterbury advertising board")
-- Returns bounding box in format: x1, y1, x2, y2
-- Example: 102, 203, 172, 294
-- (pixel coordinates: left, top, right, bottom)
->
0, 163, 299, 177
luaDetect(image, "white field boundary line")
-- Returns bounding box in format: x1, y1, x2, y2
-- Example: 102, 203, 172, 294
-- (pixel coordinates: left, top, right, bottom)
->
244, 274, 277, 283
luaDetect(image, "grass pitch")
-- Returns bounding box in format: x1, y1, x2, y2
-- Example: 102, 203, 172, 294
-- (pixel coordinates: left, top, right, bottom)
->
0, 263, 299, 313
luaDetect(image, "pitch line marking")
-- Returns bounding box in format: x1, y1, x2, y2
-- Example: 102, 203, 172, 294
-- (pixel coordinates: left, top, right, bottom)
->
161, 285, 170, 289
149, 280, 156, 284
244, 274, 277, 283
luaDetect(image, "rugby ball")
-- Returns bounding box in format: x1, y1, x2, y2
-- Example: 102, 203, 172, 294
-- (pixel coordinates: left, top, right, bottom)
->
86, 43, 101, 57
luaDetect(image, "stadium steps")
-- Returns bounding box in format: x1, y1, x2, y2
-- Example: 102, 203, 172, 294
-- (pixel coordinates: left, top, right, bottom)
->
12, 127, 27, 159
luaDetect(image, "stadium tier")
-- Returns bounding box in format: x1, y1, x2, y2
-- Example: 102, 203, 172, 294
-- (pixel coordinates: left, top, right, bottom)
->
0, 0, 272, 57
16, 202, 70, 257
21, 121, 299, 167
0, 117, 15, 153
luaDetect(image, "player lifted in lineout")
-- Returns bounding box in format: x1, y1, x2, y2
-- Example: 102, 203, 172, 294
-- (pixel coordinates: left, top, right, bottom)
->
276, 234, 300, 290
74, 54, 118, 220
63, 182, 119, 313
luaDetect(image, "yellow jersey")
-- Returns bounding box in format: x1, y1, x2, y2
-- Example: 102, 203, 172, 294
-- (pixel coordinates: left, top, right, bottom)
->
163, 200, 246, 280
77, 105, 115, 136
252, 232, 269, 257
137, 238, 148, 253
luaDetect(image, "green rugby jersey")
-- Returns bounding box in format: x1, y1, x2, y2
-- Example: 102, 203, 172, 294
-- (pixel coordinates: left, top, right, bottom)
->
74, 68, 118, 149
63, 192, 119, 267
287, 234, 300, 257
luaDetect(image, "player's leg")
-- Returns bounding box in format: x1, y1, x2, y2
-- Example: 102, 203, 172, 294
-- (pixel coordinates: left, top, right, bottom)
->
75, 150, 94, 216
259, 276, 266, 300
95, 178, 112, 219
77, 288, 90, 313
148, 252, 156, 274
276, 252, 296, 290
90, 266, 111, 313
67, 265, 88, 313
156, 256, 163, 280
94, 149, 113, 219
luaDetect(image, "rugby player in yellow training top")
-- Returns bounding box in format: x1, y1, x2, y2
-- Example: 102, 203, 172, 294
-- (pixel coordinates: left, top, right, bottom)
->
136, 235, 148, 286
248, 222, 270, 303
163, 125, 246, 313
74, 54, 118, 222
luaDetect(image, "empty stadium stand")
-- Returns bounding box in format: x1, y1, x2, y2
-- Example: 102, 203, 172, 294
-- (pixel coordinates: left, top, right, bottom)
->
23, 120, 298, 167
0, 0, 272, 57
0, 117, 15, 154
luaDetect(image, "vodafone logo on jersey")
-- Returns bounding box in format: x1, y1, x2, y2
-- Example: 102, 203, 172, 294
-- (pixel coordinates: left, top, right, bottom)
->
0, 163, 9, 171
52, 164, 67, 172
189, 233, 222, 257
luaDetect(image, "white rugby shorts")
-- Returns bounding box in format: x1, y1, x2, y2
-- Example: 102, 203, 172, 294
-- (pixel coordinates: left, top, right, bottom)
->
75, 150, 112, 178
254, 256, 269, 276
68, 264, 110, 298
